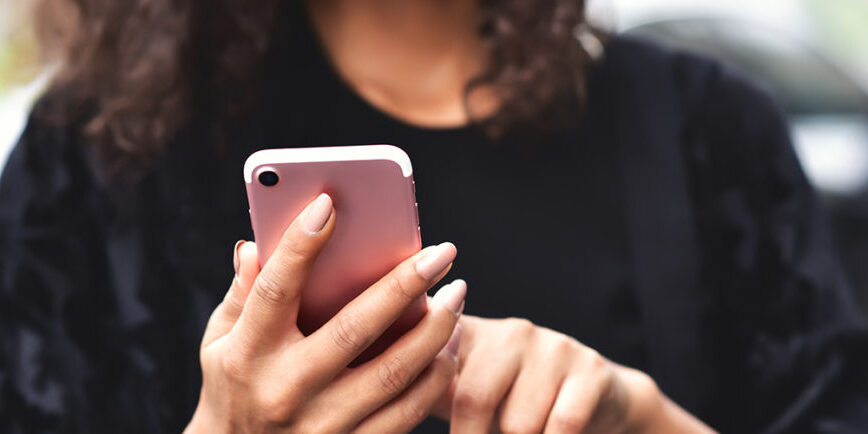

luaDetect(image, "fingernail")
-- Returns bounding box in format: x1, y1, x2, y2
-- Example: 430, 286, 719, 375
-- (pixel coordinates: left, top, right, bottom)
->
233, 240, 245, 275
415, 242, 457, 280
441, 323, 462, 361
432, 279, 467, 317
301, 194, 333, 235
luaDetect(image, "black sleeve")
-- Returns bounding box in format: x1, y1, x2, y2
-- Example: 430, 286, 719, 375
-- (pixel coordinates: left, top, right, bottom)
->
683, 57, 868, 433
0, 114, 114, 433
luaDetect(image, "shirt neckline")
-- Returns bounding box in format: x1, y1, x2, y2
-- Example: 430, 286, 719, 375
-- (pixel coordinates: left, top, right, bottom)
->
295, 2, 478, 137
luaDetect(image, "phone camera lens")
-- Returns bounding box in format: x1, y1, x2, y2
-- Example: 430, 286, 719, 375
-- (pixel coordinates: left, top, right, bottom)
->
258, 170, 279, 187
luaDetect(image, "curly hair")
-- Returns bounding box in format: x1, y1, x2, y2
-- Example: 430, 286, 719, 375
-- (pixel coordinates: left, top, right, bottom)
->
35, 0, 597, 171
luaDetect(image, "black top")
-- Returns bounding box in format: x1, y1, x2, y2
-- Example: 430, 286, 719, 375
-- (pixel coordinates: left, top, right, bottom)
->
2, 6, 868, 433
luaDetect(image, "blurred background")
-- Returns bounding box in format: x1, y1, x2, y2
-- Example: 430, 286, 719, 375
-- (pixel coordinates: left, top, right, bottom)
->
0, 0, 47, 170
591, 0, 868, 314
1, 0, 867, 311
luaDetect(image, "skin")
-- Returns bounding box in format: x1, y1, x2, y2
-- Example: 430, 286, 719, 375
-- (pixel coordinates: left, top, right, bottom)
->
186, 196, 466, 433
305, 0, 717, 432
305, 0, 499, 128
189, 0, 718, 431
430, 316, 714, 433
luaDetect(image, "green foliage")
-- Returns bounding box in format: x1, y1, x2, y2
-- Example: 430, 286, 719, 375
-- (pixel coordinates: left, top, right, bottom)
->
805, 0, 868, 67
0, 7, 40, 95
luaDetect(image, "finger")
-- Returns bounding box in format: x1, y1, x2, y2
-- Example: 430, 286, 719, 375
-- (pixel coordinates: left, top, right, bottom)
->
353, 339, 461, 434
450, 337, 523, 434
297, 242, 457, 372
234, 193, 335, 347
497, 340, 571, 434
201, 240, 260, 347
430, 373, 458, 420
543, 368, 610, 434
226, 241, 261, 321
333, 281, 466, 423
430, 315, 483, 420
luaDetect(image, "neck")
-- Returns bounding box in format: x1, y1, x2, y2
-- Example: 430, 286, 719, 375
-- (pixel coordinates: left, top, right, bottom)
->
305, 0, 497, 127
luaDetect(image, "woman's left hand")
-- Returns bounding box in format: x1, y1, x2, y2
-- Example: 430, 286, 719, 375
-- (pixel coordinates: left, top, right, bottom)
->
432, 315, 714, 434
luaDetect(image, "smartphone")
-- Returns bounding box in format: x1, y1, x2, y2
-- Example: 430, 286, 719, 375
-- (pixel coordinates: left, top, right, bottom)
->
244, 144, 426, 364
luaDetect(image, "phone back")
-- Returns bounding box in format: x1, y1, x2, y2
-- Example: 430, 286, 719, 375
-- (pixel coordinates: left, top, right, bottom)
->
244, 145, 425, 363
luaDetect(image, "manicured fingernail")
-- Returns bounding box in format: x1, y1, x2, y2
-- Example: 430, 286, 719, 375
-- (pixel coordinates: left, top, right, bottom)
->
441, 323, 462, 361
432, 279, 467, 317
301, 194, 333, 235
233, 240, 245, 275
415, 242, 457, 280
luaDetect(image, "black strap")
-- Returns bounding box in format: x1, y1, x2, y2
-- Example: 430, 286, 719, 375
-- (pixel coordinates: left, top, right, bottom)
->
602, 42, 713, 413
618, 118, 710, 410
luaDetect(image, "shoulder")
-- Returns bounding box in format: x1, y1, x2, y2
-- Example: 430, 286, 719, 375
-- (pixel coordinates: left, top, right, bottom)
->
592, 33, 797, 191
0, 90, 110, 227
5, 89, 92, 173
590, 35, 820, 284
594, 33, 782, 124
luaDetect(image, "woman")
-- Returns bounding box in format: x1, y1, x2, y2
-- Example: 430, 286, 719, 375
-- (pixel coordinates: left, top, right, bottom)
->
2, 0, 866, 432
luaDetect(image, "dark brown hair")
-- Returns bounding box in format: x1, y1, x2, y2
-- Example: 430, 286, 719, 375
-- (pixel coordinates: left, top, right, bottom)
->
36, 0, 597, 170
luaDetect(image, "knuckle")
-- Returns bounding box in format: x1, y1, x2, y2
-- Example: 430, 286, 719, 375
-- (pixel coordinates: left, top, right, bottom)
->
258, 389, 293, 423
432, 351, 459, 376
253, 271, 289, 306
384, 273, 417, 301
626, 368, 661, 403
281, 235, 315, 262
505, 317, 535, 338
499, 415, 543, 434
550, 335, 576, 358
223, 293, 244, 314
454, 386, 497, 414
600, 367, 616, 392
400, 397, 430, 427
220, 350, 249, 380
331, 309, 371, 353
585, 348, 606, 370
549, 411, 588, 433
636, 370, 659, 393
378, 355, 412, 395
256, 382, 307, 424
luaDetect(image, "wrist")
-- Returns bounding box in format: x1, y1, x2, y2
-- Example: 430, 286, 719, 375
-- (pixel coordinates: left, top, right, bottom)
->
615, 366, 666, 434
184, 406, 210, 434
185, 395, 230, 434
616, 366, 715, 434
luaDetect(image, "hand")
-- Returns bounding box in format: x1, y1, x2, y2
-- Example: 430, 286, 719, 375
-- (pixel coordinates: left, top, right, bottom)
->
434, 316, 714, 434
186, 194, 467, 433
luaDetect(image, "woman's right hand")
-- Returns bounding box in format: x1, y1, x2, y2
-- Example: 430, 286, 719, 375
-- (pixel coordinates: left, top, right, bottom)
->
185, 194, 465, 433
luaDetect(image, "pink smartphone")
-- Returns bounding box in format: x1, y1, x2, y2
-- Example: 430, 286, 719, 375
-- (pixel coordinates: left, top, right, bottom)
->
244, 144, 426, 364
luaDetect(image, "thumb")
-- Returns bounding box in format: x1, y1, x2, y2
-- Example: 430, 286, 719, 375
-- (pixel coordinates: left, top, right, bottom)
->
201, 240, 261, 347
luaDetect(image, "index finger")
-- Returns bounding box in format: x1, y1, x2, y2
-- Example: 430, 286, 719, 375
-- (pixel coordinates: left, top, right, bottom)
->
233, 193, 336, 348
296, 242, 458, 371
